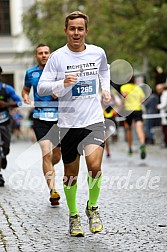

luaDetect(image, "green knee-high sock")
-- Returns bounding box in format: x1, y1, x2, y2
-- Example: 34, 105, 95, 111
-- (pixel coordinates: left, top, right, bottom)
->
63, 183, 78, 216
87, 173, 102, 209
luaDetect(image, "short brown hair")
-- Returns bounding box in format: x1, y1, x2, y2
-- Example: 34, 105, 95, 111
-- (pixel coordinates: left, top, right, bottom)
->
35, 43, 50, 54
65, 11, 89, 29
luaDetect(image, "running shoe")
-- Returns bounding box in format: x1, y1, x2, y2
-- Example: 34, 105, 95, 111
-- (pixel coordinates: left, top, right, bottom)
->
1, 157, 7, 169
128, 148, 133, 156
140, 144, 146, 159
85, 203, 103, 233
69, 215, 85, 237
50, 189, 60, 206
0, 174, 5, 187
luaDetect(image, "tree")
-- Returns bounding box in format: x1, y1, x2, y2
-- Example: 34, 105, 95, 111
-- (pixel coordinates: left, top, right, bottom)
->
23, 0, 167, 84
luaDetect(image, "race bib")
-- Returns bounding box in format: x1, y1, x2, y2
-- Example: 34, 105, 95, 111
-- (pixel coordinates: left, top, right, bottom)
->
72, 80, 96, 99
0, 110, 10, 123
39, 108, 58, 121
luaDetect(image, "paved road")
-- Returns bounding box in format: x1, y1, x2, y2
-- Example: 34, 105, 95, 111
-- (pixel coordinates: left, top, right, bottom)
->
0, 132, 167, 252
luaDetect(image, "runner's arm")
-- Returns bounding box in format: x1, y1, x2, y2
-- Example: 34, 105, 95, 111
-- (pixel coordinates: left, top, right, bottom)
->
5, 85, 22, 107
22, 86, 31, 104
38, 53, 66, 97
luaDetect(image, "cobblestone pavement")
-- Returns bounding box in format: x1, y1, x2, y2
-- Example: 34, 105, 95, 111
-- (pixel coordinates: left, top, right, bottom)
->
0, 132, 167, 252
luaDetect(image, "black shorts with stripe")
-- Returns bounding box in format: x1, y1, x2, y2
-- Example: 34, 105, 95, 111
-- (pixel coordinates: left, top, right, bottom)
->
60, 122, 105, 164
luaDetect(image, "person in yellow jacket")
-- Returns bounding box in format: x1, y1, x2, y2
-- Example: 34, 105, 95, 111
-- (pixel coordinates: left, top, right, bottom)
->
120, 76, 146, 159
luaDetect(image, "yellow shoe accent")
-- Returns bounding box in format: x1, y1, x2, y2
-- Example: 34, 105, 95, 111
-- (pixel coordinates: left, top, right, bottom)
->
69, 215, 85, 237
86, 206, 103, 233
50, 189, 60, 206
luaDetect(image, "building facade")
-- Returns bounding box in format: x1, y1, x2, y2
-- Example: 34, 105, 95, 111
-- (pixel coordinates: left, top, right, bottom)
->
0, 0, 36, 95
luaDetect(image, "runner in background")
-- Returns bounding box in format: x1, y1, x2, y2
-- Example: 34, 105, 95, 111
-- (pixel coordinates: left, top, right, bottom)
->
120, 75, 146, 159
103, 88, 122, 157
22, 44, 61, 206
0, 66, 22, 186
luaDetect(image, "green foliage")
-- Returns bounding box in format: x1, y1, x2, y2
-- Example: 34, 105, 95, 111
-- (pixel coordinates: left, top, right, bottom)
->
23, 0, 167, 83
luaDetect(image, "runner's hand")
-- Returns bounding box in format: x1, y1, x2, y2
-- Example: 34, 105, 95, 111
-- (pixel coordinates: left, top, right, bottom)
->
102, 90, 111, 105
64, 74, 78, 87
23, 94, 31, 104
0, 101, 7, 108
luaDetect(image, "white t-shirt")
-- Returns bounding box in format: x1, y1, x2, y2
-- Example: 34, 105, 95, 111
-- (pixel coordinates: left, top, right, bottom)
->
157, 90, 167, 125
38, 44, 110, 128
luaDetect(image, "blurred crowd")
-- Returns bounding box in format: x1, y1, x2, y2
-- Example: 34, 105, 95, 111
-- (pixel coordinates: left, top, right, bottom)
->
4, 66, 167, 153
10, 107, 36, 142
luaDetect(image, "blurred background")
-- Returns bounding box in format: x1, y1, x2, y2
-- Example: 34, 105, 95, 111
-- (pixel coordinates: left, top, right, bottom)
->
1, 0, 167, 89
0, 0, 167, 144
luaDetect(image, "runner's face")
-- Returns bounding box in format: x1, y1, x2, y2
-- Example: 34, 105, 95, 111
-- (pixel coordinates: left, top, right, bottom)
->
64, 18, 88, 52
35, 46, 50, 68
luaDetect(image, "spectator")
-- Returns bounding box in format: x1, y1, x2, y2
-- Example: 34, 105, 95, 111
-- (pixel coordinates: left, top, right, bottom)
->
143, 91, 161, 144
156, 83, 167, 148
154, 66, 167, 85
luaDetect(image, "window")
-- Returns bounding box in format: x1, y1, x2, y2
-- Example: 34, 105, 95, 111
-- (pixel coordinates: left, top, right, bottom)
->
0, 0, 10, 35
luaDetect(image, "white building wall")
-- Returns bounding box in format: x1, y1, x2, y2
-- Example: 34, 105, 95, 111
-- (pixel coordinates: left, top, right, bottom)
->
0, 0, 36, 96
10, 0, 23, 36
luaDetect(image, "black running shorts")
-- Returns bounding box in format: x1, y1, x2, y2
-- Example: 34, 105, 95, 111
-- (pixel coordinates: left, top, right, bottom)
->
0, 123, 11, 155
60, 122, 105, 164
33, 118, 60, 147
125, 111, 143, 126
